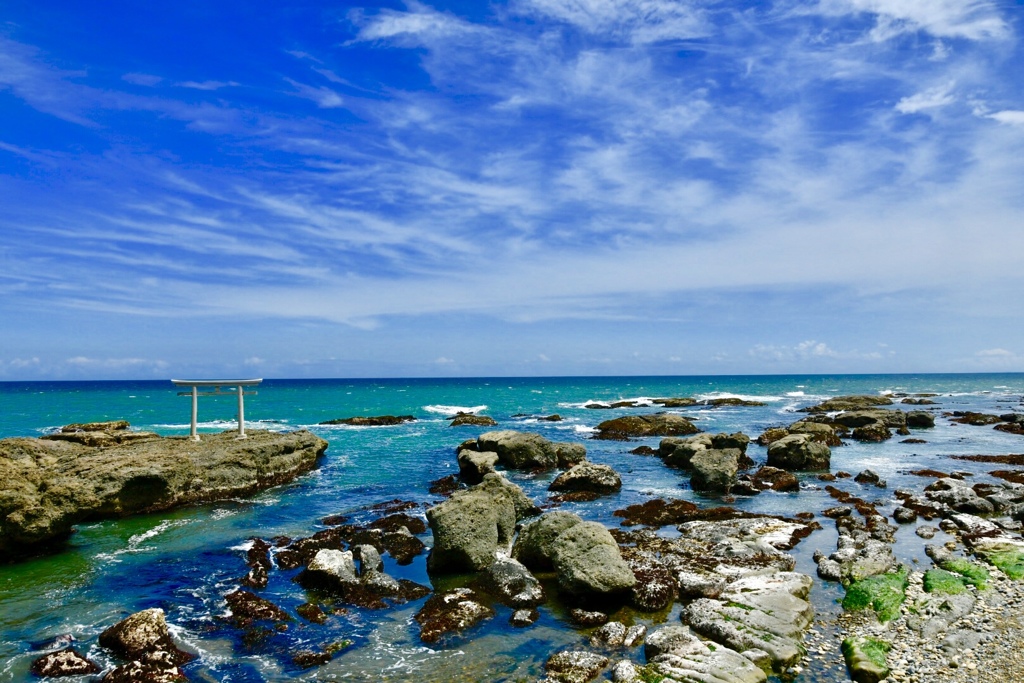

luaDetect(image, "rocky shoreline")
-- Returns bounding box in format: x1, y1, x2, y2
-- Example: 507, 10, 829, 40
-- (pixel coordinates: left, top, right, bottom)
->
7, 393, 1024, 682
0, 421, 328, 554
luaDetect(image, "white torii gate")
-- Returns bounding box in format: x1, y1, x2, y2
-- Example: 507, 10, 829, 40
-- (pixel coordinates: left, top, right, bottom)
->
171, 379, 263, 441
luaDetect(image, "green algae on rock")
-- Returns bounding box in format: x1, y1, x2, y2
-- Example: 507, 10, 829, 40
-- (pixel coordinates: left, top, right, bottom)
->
841, 636, 890, 683
842, 568, 909, 622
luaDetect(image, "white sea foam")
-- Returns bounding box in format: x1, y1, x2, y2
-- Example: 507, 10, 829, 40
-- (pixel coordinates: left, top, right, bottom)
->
96, 519, 191, 563
423, 404, 487, 415
573, 425, 597, 434
785, 391, 805, 397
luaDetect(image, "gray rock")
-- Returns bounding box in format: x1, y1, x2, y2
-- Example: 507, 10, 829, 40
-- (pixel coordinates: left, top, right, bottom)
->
682, 572, 814, 672
551, 522, 636, 597
456, 449, 499, 484
509, 608, 539, 627
610, 659, 640, 682
426, 475, 530, 573
414, 587, 495, 643
555, 442, 588, 469
476, 430, 558, 470
659, 434, 713, 469
590, 621, 627, 647
30, 648, 100, 677
512, 511, 583, 571
299, 549, 359, 589
544, 650, 610, 683
0, 428, 327, 553
766, 434, 831, 471
646, 625, 767, 683
353, 544, 382, 575
690, 448, 740, 492
892, 507, 918, 524
595, 413, 699, 441
98, 608, 193, 666
925, 478, 995, 515
623, 624, 647, 648
549, 462, 622, 494
907, 411, 935, 428
481, 556, 545, 607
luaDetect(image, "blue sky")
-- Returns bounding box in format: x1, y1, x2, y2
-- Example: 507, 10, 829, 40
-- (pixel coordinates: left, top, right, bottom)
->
2, 0, 1023, 380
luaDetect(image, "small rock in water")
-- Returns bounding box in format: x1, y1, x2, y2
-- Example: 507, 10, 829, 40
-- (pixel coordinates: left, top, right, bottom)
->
570, 608, 609, 627
30, 649, 100, 677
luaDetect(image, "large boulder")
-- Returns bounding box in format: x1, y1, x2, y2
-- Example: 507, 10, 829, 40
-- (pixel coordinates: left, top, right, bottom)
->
906, 411, 935, 428
554, 442, 588, 469
549, 462, 622, 495
690, 449, 740, 492
550, 522, 636, 597
426, 474, 535, 573
594, 414, 699, 441
297, 549, 359, 590
476, 431, 558, 470
513, 511, 584, 571
658, 434, 712, 469
766, 434, 830, 471
0, 428, 328, 554
786, 420, 843, 446
456, 449, 499, 484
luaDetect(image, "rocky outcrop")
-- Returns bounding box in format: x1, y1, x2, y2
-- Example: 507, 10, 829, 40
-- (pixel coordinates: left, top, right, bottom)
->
513, 511, 583, 570
659, 432, 751, 470
690, 449, 741, 492
549, 462, 622, 495
0, 426, 328, 554
543, 650, 610, 683
473, 431, 559, 470
551, 522, 636, 598
30, 649, 100, 677
801, 395, 894, 413
41, 421, 157, 447
682, 572, 814, 671
480, 556, 545, 607
426, 474, 536, 573
594, 414, 699, 441
414, 588, 495, 643
643, 625, 767, 683
816, 513, 897, 584
456, 449, 499, 484
555, 443, 588, 469
766, 434, 830, 471
318, 415, 415, 426
98, 609, 194, 681
450, 413, 497, 427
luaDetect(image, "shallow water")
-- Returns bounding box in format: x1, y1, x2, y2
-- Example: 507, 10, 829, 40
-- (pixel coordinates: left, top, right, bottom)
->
1, 374, 1023, 681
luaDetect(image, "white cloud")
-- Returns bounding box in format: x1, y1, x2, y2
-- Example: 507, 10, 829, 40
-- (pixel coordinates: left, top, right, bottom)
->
434, 356, 455, 364
512, 0, 709, 44
895, 83, 956, 113
285, 78, 344, 108
122, 72, 162, 86
987, 110, 1024, 126
818, 0, 1010, 41
177, 80, 240, 91
749, 341, 884, 363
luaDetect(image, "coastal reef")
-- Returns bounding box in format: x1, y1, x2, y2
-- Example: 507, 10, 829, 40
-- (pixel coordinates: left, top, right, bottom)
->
0, 421, 328, 554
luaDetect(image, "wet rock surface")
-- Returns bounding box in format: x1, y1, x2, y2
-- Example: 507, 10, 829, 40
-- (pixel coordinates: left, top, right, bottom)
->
0, 426, 328, 553
594, 413, 699, 440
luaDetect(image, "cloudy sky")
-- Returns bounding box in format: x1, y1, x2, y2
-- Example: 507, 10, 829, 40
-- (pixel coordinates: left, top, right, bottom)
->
1, 0, 1023, 380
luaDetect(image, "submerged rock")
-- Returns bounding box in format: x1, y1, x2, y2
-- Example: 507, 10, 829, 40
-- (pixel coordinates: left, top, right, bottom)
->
0, 428, 328, 553
543, 650, 610, 683
414, 588, 495, 643
318, 415, 415, 426
30, 649, 100, 677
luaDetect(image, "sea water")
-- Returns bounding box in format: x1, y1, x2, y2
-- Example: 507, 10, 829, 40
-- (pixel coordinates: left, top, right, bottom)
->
1, 374, 1023, 682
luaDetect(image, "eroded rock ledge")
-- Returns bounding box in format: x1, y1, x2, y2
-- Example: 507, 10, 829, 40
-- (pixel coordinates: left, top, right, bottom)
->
0, 422, 328, 554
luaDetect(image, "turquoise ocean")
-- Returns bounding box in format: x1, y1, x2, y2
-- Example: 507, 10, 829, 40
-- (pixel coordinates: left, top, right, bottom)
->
2, 374, 1023, 682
